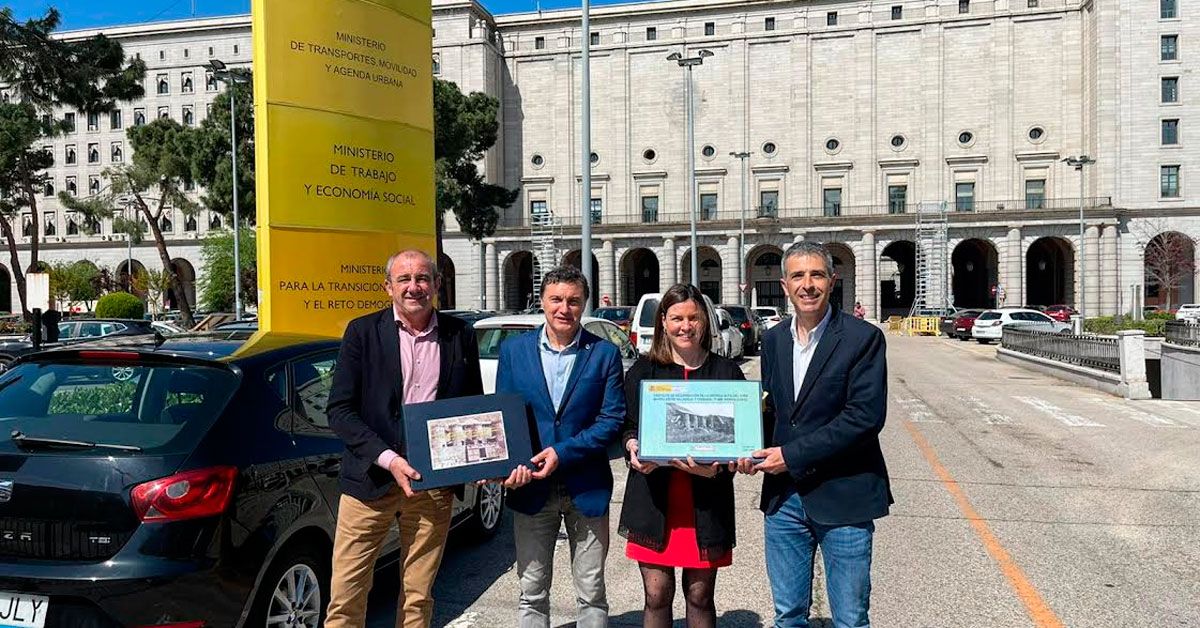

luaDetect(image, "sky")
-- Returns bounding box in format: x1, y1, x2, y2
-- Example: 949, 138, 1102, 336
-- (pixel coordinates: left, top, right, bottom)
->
8, 0, 647, 31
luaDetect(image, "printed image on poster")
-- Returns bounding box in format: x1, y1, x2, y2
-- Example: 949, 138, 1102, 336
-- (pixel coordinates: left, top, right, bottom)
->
427, 411, 510, 471
665, 402, 736, 444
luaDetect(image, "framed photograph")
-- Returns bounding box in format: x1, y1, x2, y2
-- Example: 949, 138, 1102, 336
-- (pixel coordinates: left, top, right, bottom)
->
637, 380, 763, 463
403, 394, 534, 490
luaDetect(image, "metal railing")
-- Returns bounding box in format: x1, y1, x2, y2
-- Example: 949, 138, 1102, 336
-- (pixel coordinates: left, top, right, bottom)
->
1001, 326, 1120, 373
1165, 320, 1200, 347
493, 197, 1113, 230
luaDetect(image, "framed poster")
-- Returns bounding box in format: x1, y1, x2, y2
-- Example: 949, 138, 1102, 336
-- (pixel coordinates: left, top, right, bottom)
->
403, 394, 533, 490
637, 380, 763, 463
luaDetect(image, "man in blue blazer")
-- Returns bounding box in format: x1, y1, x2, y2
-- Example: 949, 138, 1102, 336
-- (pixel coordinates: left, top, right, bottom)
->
740, 241, 892, 628
497, 266, 625, 628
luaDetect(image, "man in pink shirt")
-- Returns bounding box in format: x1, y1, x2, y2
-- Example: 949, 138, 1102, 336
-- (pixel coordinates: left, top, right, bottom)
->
326, 249, 484, 628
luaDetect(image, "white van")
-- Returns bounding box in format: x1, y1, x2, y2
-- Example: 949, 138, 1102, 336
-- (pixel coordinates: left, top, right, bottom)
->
630, 292, 729, 357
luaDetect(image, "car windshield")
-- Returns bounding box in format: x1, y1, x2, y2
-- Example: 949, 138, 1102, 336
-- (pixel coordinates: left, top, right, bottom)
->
638, 299, 660, 327
978, 312, 1001, 321
593, 307, 631, 321
0, 359, 239, 455
753, 308, 777, 317
475, 327, 535, 359
722, 306, 750, 322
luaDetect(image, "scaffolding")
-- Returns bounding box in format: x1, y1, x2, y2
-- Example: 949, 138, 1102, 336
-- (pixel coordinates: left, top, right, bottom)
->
909, 201, 952, 317
530, 210, 557, 308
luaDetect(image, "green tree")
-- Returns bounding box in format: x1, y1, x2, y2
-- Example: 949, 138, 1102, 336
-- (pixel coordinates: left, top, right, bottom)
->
95, 292, 145, 320
49, 261, 99, 311
198, 227, 257, 312
132, 269, 171, 319
0, 8, 145, 314
60, 119, 199, 326
433, 78, 518, 241
189, 72, 254, 223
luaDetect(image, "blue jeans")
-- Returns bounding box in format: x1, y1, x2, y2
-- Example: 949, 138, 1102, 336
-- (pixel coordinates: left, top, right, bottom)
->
764, 490, 875, 628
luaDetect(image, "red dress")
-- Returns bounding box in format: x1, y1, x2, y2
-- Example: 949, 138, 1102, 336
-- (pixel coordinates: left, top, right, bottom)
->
625, 368, 733, 569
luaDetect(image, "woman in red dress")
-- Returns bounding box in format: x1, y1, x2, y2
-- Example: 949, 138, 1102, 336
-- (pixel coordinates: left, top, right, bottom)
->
618, 284, 745, 628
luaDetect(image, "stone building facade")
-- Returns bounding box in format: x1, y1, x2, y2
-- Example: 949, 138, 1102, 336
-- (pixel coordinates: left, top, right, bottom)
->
2, 0, 1197, 320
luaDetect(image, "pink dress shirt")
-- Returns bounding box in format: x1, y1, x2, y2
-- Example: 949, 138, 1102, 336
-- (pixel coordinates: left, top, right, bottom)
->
376, 310, 440, 470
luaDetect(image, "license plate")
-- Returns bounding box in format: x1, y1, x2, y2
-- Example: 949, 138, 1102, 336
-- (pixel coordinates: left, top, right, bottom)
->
0, 592, 48, 628
956, 327, 966, 332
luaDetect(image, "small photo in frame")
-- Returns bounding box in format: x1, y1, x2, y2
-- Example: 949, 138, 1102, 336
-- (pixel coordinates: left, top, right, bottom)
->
404, 394, 533, 490
638, 380, 763, 463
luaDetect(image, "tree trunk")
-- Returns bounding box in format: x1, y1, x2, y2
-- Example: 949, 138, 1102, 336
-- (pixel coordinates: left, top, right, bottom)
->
0, 221, 28, 316
22, 184, 40, 273
140, 205, 194, 328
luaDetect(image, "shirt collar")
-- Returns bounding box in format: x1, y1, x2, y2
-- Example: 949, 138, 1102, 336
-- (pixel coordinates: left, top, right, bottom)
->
790, 305, 833, 349
394, 308, 438, 337
540, 324, 583, 352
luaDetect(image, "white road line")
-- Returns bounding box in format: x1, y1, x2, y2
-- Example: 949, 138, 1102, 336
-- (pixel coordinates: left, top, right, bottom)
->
1014, 396, 1105, 427
965, 395, 1016, 425
895, 397, 943, 423
1093, 400, 1186, 428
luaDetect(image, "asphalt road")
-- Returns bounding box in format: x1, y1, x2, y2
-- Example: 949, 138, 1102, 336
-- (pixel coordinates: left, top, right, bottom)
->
366, 334, 1200, 627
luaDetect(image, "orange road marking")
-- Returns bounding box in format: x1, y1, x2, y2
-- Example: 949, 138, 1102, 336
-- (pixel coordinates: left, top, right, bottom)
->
903, 421, 1065, 628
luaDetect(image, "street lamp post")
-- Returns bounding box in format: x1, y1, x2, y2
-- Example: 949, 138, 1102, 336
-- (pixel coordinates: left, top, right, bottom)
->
730, 151, 751, 306
580, 0, 593, 314
668, 49, 713, 289
1063, 155, 1095, 320
209, 59, 249, 320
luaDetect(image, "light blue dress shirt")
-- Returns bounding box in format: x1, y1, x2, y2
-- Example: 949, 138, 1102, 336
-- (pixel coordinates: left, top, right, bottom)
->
791, 305, 833, 401
539, 325, 583, 412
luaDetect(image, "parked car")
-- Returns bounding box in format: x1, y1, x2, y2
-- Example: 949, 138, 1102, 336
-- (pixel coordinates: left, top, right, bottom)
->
0, 332, 505, 627
591, 306, 634, 332
948, 309, 985, 340
1043, 304, 1078, 323
752, 306, 784, 330
630, 292, 728, 357
972, 308, 1071, 343
717, 304, 760, 355
212, 319, 260, 331
473, 314, 639, 393
442, 309, 501, 327
150, 320, 186, 336
1175, 304, 1200, 322
714, 308, 746, 359
0, 318, 158, 372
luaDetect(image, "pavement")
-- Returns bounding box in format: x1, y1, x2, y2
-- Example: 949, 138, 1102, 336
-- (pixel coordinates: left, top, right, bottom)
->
366, 334, 1200, 627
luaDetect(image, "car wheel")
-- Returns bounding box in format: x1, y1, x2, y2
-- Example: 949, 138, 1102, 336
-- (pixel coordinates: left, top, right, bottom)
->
0, 355, 11, 373
460, 481, 504, 542
248, 545, 329, 628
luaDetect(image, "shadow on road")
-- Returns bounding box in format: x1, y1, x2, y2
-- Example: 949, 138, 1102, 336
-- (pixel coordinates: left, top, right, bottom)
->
598, 608, 767, 627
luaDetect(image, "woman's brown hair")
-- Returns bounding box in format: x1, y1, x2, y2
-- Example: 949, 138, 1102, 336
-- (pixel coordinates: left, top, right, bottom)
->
648, 283, 713, 365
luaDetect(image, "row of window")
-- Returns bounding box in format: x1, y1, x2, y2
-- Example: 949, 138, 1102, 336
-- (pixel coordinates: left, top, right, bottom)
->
20, 212, 219, 238
50, 102, 208, 135
154, 71, 221, 96
525, 166, 1183, 225
40, 173, 196, 198
133, 44, 241, 62
45, 142, 124, 167
532, 1, 1042, 49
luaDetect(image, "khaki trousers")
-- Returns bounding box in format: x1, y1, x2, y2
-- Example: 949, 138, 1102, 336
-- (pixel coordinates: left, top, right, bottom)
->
325, 486, 454, 628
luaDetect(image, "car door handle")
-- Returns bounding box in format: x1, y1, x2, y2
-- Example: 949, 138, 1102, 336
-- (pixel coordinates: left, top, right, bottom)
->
316, 458, 341, 477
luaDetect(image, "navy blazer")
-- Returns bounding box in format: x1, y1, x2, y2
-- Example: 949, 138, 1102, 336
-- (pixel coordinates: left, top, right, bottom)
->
327, 308, 484, 501
497, 326, 626, 518
758, 309, 893, 526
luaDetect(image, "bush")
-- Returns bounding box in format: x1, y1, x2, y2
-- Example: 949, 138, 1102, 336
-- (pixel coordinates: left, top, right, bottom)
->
1084, 316, 1167, 336
1145, 311, 1175, 321
95, 292, 146, 320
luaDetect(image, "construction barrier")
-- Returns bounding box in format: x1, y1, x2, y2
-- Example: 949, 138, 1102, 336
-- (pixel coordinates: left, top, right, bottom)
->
902, 316, 941, 336
885, 316, 904, 333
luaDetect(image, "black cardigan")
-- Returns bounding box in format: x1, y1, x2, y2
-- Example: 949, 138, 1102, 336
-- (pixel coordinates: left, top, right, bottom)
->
616, 354, 745, 560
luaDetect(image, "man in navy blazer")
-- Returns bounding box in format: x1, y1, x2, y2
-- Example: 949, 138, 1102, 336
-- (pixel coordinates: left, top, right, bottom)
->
497, 266, 625, 628
739, 241, 892, 628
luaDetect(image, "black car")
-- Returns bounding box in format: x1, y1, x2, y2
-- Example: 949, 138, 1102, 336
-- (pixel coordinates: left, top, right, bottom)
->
0, 319, 157, 372
717, 304, 760, 355
0, 332, 504, 627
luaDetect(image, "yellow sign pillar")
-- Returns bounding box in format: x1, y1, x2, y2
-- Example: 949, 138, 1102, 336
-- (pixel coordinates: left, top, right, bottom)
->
251, 0, 435, 336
